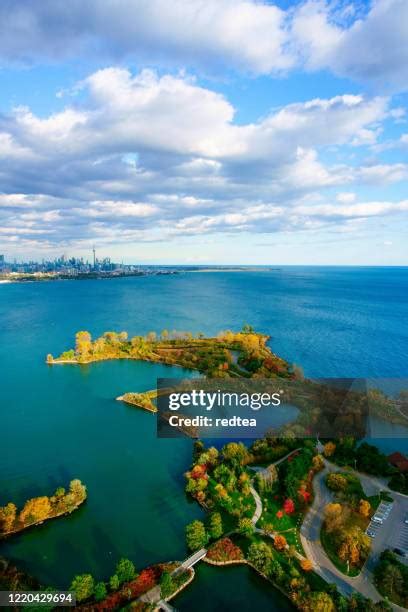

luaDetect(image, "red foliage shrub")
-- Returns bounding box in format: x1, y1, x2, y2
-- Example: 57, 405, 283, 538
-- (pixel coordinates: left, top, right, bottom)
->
191, 464, 207, 479
283, 498, 295, 514
207, 538, 244, 562
298, 489, 311, 502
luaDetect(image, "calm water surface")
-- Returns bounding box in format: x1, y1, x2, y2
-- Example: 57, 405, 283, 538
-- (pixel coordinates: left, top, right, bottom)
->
1, 267, 407, 605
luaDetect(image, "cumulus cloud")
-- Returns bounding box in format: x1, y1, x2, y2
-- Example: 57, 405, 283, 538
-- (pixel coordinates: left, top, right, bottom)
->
1, 0, 408, 92
0, 67, 406, 251
0, 0, 291, 74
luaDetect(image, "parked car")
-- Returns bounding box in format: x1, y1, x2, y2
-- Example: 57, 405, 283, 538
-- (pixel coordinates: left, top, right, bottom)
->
393, 548, 408, 558
404, 514, 408, 525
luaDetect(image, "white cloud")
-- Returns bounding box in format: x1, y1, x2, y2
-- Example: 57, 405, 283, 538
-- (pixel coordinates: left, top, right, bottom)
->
1, 0, 408, 93
293, 0, 408, 92
0, 0, 292, 74
0, 67, 406, 250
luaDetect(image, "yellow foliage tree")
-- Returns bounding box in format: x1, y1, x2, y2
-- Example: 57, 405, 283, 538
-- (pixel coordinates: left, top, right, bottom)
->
0, 503, 17, 532
75, 331, 92, 358
69, 479, 87, 501
359, 499, 371, 518
19, 496, 51, 524
300, 558, 313, 572
323, 503, 344, 533
323, 442, 336, 457
312, 454, 324, 472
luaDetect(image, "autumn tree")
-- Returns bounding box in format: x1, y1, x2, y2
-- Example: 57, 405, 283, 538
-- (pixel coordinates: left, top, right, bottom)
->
273, 534, 287, 551
300, 558, 313, 572
312, 454, 324, 472
221, 442, 248, 467
323, 503, 344, 533
118, 331, 128, 342
69, 479, 87, 501
300, 591, 335, 612
326, 473, 348, 492
359, 499, 371, 518
185, 520, 207, 551
238, 517, 253, 536
0, 502, 17, 532
19, 496, 51, 524
70, 574, 94, 602
75, 331, 92, 359
337, 526, 370, 568
323, 442, 336, 458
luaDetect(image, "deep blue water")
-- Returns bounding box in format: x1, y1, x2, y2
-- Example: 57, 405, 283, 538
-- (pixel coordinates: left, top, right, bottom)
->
0, 267, 407, 602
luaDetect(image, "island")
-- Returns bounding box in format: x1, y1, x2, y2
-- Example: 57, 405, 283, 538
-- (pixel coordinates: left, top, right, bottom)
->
0, 480, 87, 538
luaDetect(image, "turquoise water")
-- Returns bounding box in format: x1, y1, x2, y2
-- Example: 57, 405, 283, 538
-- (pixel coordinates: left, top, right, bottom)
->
0, 267, 407, 604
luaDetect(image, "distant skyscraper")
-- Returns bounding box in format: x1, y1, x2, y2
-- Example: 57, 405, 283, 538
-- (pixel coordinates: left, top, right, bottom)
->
93, 247, 96, 268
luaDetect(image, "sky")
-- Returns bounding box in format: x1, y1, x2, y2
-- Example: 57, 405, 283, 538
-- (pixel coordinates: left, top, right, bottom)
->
0, 0, 407, 265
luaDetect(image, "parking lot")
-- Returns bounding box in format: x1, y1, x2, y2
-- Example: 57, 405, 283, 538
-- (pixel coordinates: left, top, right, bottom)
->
366, 498, 408, 567
366, 500, 394, 539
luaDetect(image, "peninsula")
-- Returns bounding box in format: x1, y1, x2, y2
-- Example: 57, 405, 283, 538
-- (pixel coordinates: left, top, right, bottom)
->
0, 480, 87, 539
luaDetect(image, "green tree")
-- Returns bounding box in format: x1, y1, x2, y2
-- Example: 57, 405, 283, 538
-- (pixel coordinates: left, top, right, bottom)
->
302, 591, 335, 612
247, 541, 273, 574
208, 512, 223, 539
237, 517, 253, 536
381, 564, 404, 600
326, 473, 348, 491
70, 574, 94, 603
116, 558, 136, 584
160, 571, 174, 598
94, 582, 107, 602
109, 574, 120, 591
185, 520, 207, 551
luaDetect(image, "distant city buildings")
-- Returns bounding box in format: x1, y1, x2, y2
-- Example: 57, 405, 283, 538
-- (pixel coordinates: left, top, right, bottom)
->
0, 251, 179, 280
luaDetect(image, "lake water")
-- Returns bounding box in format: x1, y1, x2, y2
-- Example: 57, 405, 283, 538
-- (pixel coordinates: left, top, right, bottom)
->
1, 267, 407, 606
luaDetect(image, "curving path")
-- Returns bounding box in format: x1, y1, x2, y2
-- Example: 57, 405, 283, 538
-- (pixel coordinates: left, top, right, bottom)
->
250, 484, 263, 526
300, 459, 408, 610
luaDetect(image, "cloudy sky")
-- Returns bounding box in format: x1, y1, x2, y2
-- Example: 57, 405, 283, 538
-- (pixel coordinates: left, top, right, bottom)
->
1, 0, 407, 264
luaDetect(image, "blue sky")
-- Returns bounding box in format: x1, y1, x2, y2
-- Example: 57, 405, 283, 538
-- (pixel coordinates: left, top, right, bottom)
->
0, 0, 407, 264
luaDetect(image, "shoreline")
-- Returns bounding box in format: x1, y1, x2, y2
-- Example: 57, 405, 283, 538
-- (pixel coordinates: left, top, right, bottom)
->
0, 499, 86, 540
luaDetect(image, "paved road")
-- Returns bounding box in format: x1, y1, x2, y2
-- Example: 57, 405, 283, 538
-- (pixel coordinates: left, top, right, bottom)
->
250, 484, 263, 525
300, 463, 382, 602
301, 458, 408, 610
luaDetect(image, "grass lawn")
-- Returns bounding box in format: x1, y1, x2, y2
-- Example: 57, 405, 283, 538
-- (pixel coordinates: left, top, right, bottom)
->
284, 529, 305, 556
257, 496, 299, 531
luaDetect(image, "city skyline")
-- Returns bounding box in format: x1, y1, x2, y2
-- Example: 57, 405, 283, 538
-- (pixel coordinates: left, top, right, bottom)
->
0, 0, 407, 265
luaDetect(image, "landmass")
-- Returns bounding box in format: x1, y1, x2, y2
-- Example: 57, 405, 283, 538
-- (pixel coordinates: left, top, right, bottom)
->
0, 480, 87, 538
3, 326, 408, 610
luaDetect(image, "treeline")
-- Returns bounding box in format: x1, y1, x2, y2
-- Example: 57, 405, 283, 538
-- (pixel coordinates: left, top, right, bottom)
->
374, 550, 408, 608
71, 557, 190, 609
0, 480, 86, 536
48, 326, 292, 379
